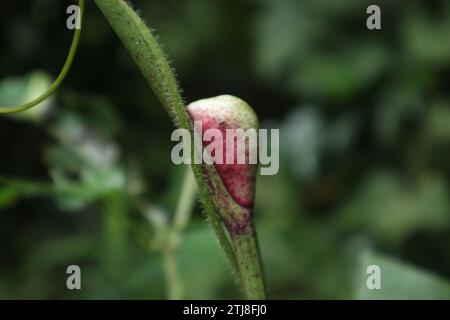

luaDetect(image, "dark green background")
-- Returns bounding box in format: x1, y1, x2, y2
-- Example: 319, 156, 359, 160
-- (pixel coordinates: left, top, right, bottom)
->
0, 0, 449, 299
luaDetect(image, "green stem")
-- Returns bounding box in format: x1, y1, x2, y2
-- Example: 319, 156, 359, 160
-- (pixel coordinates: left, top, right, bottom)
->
102, 191, 128, 273
232, 222, 266, 299
172, 168, 196, 232
162, 249, 183, 300
0, 0, 84, 114
163, 168, 196, 300
2, 0, 266, 299
94, 0, 240, 279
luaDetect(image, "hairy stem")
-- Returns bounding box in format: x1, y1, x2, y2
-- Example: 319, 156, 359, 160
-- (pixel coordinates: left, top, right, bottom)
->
93, 0, 239, 279
94, 0, 266, 299
94, 0, 240, 278
232, 222, 266, 299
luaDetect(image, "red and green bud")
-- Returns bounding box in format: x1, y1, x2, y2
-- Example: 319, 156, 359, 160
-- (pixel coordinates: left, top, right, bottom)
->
187, 95, 258, 209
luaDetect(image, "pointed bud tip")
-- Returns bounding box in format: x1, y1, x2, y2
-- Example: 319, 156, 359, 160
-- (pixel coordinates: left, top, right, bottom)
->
187, 95, 258, 130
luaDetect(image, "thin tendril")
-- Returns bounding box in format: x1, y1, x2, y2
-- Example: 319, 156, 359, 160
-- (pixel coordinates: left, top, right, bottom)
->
0, 0, 84, 114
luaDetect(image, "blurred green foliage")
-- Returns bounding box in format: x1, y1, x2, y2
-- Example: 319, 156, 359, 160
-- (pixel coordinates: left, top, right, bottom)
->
0, 0, 449, 299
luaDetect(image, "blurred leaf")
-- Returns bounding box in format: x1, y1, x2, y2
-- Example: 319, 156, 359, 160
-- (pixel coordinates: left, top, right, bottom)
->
178, 226, 233, 299
337, 171, 450, 243
0, 178, 56, 201
141, 0, 223, 72
23, 234, 93, 272
428, 100, 450, 143
0, 184, 21, 208
291, 43, 389, 100
0, 71, 53, 122
374, 84, 424, 146
402, 8, 450, 67
281, 107, 325, 181
355, 250, 450, 299
253, 0, 390, 99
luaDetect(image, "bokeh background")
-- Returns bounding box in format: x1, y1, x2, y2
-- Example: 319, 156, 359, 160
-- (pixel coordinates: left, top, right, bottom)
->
0, 0, 449, 299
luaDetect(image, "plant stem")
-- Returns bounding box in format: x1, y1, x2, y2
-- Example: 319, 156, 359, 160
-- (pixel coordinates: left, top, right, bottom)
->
232, 222, 266, 299
162, 250, 183, 300
94, 0, 239, 278
163, 168, 196, 300
94, 0, 267, 299
172, 168, 196, 232
102, 191, 128, 274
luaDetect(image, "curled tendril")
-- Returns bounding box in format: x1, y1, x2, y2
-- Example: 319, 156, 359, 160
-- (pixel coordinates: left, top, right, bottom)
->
0, 0, 84, 114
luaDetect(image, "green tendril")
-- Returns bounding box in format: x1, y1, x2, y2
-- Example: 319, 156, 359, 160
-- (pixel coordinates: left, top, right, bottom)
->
0, 0, 84, 114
